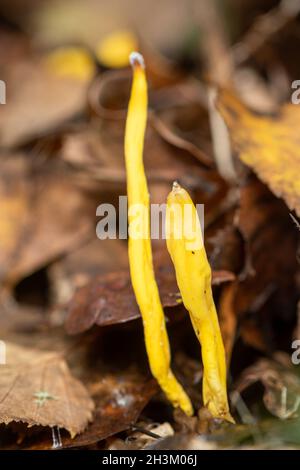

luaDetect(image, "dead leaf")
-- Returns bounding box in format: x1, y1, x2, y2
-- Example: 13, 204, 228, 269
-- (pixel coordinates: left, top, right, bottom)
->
0, 157, 97, 286
235, 175, 299, 352
49, 238, 128, 307
217, 89, 300, 216
0, 157, 30, 282
235, 355, 300, 419
218, 282, 238, 364
6, 375, 157, 450
209, 226, 244, 275
0, 320, 159, 449
0, 342, 94, 437
95, 30, 138, 68
150, 112, 212, 167
65, 263, 235, 335
63, 375, 157, 448
65, 267, 181, 335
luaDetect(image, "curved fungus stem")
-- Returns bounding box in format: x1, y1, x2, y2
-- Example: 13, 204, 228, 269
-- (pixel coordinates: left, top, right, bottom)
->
124, 52, 193, 416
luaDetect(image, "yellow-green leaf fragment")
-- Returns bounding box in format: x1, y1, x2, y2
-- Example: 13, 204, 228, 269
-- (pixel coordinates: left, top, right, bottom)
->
96, 30, 138, 68
44, 46, 95, 81
166, 182, 234, 423
124, 52, 193, 416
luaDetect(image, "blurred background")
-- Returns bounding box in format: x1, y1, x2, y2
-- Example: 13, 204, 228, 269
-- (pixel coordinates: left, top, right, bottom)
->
0, 0, 300, 451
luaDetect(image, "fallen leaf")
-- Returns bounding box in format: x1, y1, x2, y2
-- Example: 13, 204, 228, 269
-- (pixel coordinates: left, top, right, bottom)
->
234, 175, 299, 352
0, 157, 30, 283
49, 238, 128, 307
150, 112, 212, 167
0, 158, 97, 286
0, 59, 88, 147
4, 375, 157, 450
235, 354, 300, 419
44, 46, 95, 81
0, 342, 94, 437
64, 375, 157, 448
65, 263, 235, 335
209, 226, 244, 275
217, 89, 300, 216
0, 320, 159, 449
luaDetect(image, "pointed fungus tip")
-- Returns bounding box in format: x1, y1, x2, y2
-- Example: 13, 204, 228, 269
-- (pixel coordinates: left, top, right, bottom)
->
129, 51, 145, 69
172, 181, 181, 192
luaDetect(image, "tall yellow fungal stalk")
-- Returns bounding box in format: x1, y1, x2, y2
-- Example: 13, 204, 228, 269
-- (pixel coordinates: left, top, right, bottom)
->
166, 182, 234, 422
124, 52, 193, 416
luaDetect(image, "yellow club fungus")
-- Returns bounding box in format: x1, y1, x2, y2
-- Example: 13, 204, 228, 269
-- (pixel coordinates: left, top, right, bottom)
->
166, 182, 234, 423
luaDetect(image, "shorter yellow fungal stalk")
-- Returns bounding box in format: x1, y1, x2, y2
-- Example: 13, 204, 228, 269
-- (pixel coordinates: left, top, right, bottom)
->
166, 182, 234, 423
124, 52, 193, 416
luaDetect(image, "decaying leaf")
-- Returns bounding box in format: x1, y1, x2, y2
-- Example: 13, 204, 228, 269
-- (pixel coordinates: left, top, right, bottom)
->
0, 342, 94, 437
4, 375, 157, 450
65, 264, 235, 335
144, 433, 217, 450
0, 157, 97, 286
49, 238, 128, 307
217, 89, 300, 216
0, 319, 159, 450
64, 375, 157, 448
44, 46, 95, 81
150, 111, 212, 167
235, 354, 300, 419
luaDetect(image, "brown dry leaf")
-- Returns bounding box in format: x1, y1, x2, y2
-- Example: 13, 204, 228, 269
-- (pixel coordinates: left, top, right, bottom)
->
65, 262, 235, 335
8, 375, 157, 450
63, 375, 157, 449
0, 157, 97, 286
217, 89, 300, 216
49, 238, 128, 307
152, 101, 213, 165
89, 68, 212, 167
0, 60, 89, 148
218, 282, 238, 365
235, 355, 300, 419
0, 342, 94, 437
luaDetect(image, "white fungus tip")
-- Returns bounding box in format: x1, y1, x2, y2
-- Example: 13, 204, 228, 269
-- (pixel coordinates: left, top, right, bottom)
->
129, 51, 145, 69
172, 181, 181, 192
